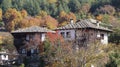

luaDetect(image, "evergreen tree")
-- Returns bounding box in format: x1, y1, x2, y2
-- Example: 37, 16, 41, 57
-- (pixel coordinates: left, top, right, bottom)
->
60, 0, 70, 13
12, 0, 25, 10
68, 0, 81, 13
24, 0, 40, 16
49, 3, 58, 17
1, 0, 12, 12
57, 3, 64, 15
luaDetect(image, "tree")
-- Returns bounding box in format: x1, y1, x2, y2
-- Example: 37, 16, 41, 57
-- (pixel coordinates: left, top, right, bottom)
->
3, 8, 22, 31
21, 9, 28, 18
0, 8, 2, 20
48, 3, 58, 17
68, 0, 81, 12
96, 5, 115, 15
12, 0, 25, 10
58, 11, 76, 26
0, 32, 15, 52
42, 15, 58, 29
43, 41, 110, 67
79, 3, 90, 14
106, 45, 120, 67
59, 0, 70, 13
46, 32, 64, 44
38, 10, 48, 17
96, 14, 103, 21
24, 0, 40, 16
48, 0, 57, 4
19, 16, 41, 28
1, 0, 12, 12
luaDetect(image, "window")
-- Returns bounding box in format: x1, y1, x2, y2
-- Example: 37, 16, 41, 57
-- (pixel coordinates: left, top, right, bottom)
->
91, 33, 93, 36
26, 35, 29, 40
60, 32, 65, 38
100, 34, 104, 39
31, 49, 34, 54
66, 32, 71, 38
22, 49, 26, 54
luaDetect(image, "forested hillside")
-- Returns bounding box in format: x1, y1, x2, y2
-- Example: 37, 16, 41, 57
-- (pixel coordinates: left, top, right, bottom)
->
0, 0, 120, 43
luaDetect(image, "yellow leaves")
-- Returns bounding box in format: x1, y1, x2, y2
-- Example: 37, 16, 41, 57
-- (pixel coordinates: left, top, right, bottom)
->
59, 11, 76, 26
38, 10, 47, 17
48, 0, 57, 3
6, 21, 15, 31
4, 8, 23, 31
96, 14, 103, 21
21, 9, 28, 18
59, 11, 67, 18
44, 15, 58, 29
60, 21, 68, 26
0, 9, 2, 20
19, 16, 41, 28
0, 36, 3, 44
4, 8, 22, 21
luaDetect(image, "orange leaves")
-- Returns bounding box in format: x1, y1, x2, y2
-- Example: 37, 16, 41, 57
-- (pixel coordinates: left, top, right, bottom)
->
46, 31, 64, 44
19, 16, 41, 28
38, 10, 48, 17
0, 9, 2, 20
4, 8, 23, 31
19, 15, 58, 30
68, 12, 76, 22
21, 9, 28, 18
48, 0, 57, 3
3, 8, 58, 31
58, 11, 76, 26
43, 15, 58, 29
4, 8, 22, 22
96, 14, 103, 21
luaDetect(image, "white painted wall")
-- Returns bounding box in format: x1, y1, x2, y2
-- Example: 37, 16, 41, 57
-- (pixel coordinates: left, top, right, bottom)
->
101, 33, 108, 44
41, 33, 46, 41
97, 31, 108, 44
97, 32, 100, 38
0, 51, 9, 61
1, 55, 8, 60
58, 30, 75, 40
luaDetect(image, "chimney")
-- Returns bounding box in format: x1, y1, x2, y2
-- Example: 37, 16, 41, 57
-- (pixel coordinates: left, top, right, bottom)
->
96, 21, 101, 27
42, 25, 47, 28
70, 19, 74, 24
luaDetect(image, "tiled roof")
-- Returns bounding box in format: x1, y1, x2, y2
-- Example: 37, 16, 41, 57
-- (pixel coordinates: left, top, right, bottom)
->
57, 19, 112, 32
11, 26, 55, 33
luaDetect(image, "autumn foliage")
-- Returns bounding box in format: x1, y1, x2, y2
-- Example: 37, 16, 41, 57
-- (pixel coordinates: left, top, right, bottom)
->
96, 14, 103, 21
3, 8, 23, 31
3, 8, 58, 31
46, 31, 64, 44
58, 11, 76, 26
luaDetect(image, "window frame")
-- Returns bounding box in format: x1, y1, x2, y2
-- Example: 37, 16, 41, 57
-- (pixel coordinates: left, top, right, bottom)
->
66, 32, 71, 38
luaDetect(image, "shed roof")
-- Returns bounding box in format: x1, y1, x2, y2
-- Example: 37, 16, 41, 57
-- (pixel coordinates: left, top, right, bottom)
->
57, 19, 112, 32
11, 26, 55, 33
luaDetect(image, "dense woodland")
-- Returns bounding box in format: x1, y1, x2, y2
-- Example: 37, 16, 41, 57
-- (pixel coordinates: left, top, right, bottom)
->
0, 0, 120, 67
0, 0, 119, 44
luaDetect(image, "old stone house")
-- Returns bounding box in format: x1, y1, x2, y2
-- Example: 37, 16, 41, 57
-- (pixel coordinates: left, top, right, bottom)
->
11, 26, 55, 56
56, 19, 112, 46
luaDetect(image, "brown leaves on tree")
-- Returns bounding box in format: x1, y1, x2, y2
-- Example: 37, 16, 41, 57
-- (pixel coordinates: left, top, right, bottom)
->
58, 11, 76, 26
0, 9, 2, 21
97, 5, 115, 15
46, 31, 64, 44
19, 15, 58, 30
21, 9, 28, 18
42, 15, 58, 29
19, 16, 42, 28
96, 14, 103, 21
3, 8, 23, 31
